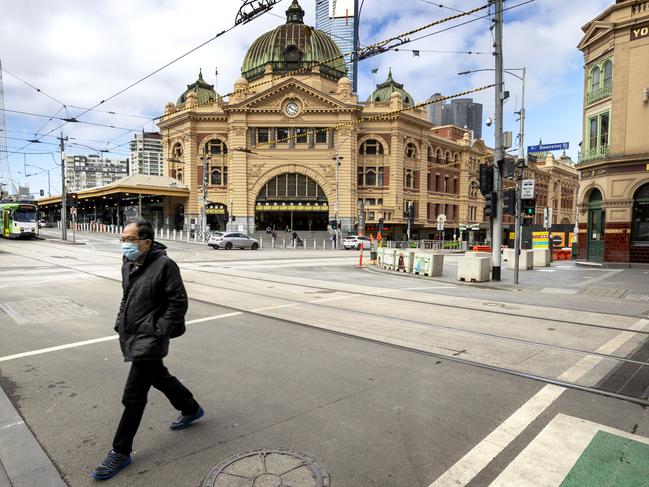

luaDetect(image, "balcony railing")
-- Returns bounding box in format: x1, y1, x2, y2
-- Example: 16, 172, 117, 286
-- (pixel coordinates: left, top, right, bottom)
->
587, 85, 612, 105
578, 144, 609, 163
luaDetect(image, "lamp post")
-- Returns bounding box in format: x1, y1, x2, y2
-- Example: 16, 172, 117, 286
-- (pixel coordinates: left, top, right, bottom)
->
199, 154, 210, 239
458, 64, 527, 283
334, 129, 364, 245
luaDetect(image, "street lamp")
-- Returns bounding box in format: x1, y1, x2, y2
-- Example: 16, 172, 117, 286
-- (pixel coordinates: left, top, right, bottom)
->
458, 67, 527, 283
199, 154, 211, 239
333, 129, 364, 246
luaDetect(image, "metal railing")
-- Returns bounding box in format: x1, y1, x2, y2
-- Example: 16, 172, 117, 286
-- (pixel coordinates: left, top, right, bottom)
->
587, 85, 612, 105
578, 144, 610, 163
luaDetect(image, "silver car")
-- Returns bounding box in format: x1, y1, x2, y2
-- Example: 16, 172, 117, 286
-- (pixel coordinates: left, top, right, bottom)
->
208, 231, 260, 250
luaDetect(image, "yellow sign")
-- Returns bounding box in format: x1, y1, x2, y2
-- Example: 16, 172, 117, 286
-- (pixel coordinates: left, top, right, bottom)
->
631, 23, 649, 41
532, 231, 549, 248
206, 208, 225, 214
256, 203, 328, 212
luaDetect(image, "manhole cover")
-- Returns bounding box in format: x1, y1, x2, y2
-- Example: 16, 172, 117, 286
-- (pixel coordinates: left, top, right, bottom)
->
203, 449, 330, 487
0, 296, 96, 325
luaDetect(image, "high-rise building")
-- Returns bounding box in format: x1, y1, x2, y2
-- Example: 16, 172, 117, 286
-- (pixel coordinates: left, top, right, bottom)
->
426, 93, 444, 126
441, 98, 483, 139
130, 131, 163, 176
576, 0, 649, 265
64, 155, 128, 192
315, 0, 353, 81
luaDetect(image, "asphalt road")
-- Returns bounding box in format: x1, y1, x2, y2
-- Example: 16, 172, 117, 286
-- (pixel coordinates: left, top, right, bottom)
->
1, 231, 649, 486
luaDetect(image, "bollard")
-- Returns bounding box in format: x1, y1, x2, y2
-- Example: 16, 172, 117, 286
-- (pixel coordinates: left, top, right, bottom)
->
194, 232, 198, 243
322, 240, 326, 250
179, 230, 183, 241
283, 238, 286, 249
304, 239, 307, 250
260, 237, 263, 249
293, 238, 296, 249
173, 229, 176, 240
165, 229, 170, 240
186, 230, 190, 242
272, 238, 276, 249
313, 239, 317, 250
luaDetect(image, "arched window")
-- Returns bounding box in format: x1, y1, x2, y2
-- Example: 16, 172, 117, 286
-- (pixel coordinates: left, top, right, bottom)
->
365, 169, 376, 186
603, 60, 613, 89
171, 142, 183, 159
359, 139, 385, 155
591, 66, 600, 92
632, 184, 649, 243
405, 142, 417, 159
204, 139, 228, 155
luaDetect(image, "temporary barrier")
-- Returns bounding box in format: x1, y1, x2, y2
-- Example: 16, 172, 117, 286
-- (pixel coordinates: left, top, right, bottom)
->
507, 249, 534, 270
381, 249, 397, 270
502, 248, 515, 262
413, 252, 444, 277
533, 248, 551, 267
457, 257, 490, 282
395, 249, 415, 273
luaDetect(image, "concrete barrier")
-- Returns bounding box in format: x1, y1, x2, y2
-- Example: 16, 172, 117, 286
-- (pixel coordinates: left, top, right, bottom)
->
413, 252, 444, 277
502, 248, 515, 262
381, 249, 397, 270
465, 251, 492, 259
457, 257, 490, 282
394, 249, 415, 273
507, 249, 534, 270
376, 248, 384, 267
533, 248, 551, 267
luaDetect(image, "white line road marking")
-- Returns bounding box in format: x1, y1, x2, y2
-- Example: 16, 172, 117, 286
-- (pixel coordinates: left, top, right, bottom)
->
0, 312, 243, 363
401, 286, 458, 290
0, 420, 25, 430
429, 318, 649, 487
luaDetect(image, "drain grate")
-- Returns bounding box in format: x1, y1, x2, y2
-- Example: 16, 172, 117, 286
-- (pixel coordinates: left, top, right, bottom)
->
203, 449, 330, 487
624, 293, 649, 302
596, 337, 649, 399
0, 296, 96, 325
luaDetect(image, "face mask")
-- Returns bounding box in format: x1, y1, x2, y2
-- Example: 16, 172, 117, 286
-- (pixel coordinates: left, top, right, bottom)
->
122, 242, 143, 261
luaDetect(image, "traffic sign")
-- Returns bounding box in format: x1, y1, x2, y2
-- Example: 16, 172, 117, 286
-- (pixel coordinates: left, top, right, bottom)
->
527, 142, 569, 153
437, 222, 444, 231
521, 179, 535, 199
437, 214, 447, 224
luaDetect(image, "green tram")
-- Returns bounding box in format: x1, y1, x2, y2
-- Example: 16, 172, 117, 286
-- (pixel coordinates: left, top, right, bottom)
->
0, 203, 39, 238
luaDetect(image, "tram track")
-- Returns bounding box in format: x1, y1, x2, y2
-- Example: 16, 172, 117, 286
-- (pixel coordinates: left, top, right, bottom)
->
3, 242, 649, 406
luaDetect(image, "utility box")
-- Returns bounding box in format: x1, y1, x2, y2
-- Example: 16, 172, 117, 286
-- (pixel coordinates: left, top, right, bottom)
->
533, 248, 551, 267
395, 249, 415, 273
413, 252, 444, 277
457, 257, 491, 282
381, 249, 397, 270
507, 249, 534, 270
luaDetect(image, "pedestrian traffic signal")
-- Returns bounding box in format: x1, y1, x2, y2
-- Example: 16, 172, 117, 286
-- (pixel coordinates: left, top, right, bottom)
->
484, 191, 497, 218
39, 189, 44, 197
329, 220, 337, 230
503, 188, 516, 215
479, 164, 493, 195
66, 192, 78, 208
521, 198, 536, 216
377, 217, 384, 233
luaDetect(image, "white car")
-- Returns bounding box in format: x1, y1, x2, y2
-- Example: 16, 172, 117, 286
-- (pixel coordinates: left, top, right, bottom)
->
208, 232, 260, 250
343, 235, 371, 250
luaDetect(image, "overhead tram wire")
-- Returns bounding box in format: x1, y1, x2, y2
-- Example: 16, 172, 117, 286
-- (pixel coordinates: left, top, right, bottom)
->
8, 0, 283, 156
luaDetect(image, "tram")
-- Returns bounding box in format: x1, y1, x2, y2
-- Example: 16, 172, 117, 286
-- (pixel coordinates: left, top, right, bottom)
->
0, 203, 39, 238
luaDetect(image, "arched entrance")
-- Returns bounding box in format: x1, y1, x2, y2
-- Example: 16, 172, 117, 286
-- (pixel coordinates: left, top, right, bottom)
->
587, 188, 605, 262
255, 173, 329, 231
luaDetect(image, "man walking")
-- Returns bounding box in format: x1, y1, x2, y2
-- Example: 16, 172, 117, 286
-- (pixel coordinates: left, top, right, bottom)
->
92, 220, 204, 480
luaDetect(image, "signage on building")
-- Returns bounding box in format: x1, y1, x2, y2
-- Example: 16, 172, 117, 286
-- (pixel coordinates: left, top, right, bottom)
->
255, 201, 329, 212
631, 23, 649, 41
527, 142, 569, 153
521, 179, 535, 199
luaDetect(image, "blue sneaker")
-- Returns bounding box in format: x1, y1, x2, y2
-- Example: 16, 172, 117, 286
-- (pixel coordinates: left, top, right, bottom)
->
91, 449, 131, 480
170, 406, 205, 431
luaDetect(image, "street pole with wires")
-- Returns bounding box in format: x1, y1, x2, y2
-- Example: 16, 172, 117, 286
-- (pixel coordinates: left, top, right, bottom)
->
491, 0, 504, 281
353, 0, 360, 92
334, 153, 342, 247
513, 67, 526, 285
58, 132, 68, 241
200, 155, 210, 241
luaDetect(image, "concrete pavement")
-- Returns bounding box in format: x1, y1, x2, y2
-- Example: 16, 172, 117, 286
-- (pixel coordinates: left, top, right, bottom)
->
2, 235, 649, 486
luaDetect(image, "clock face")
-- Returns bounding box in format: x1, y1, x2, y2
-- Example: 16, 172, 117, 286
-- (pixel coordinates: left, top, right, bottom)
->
285, 101, 299, 116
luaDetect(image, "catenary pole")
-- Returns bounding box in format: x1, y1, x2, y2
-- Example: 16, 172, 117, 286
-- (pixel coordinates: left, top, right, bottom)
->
514, 67, 526, 284
491, 0, 504, 281
58, 132, 68, 240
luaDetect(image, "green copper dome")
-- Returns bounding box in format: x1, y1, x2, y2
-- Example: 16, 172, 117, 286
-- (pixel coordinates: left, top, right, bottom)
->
177, 70, 217, 104
368, 69, 414, 105
241, 0, 347, 82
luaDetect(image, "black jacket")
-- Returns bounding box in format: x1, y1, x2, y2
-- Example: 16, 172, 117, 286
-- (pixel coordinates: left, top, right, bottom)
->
115, 242, 188, 362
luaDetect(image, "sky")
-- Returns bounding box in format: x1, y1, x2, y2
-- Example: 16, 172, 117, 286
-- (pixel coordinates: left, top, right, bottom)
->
0, 0, 613, 197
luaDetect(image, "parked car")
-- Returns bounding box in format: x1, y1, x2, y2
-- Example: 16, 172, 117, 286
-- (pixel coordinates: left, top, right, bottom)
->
207, 231, 260, 250
38, 219, 52, 228
343, 235, 371, 250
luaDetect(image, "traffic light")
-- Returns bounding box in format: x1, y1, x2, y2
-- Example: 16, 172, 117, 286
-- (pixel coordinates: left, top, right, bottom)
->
40, 189, 44, 197
484, 191, 497, 218
521, 198, 536, 216
479, 164, 493, 195
377, 218, 384, 233
503, 188, 516, 215
66, 193, 78, 208
329, 220, 337, 230
407, 202, 415, 219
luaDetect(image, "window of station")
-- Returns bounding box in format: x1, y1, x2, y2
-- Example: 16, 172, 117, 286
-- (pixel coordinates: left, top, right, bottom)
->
210, 167, 228, 186
277, 128, 289, 144
204, 139, 228, 155
296, 128, 308, 144
315, 129, 327, 144
256, 128, 269, 144
357, 166, 385, 187
359, 139, 385, 155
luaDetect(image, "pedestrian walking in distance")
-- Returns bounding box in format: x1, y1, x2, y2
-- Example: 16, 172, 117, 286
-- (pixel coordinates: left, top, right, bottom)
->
92, 220, 204, 481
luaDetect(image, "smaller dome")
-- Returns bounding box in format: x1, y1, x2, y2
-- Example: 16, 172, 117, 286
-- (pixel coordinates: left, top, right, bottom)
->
177, 69, 217, 104
368, 69, 414, 105
338, 76, 352, 86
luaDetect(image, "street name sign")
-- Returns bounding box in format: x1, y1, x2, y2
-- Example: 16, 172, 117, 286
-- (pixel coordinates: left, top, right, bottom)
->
521, 179, 535, 199
527, 142, 569, 153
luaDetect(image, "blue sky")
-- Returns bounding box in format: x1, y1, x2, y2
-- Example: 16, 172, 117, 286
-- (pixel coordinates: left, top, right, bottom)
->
0, 0, 612, 196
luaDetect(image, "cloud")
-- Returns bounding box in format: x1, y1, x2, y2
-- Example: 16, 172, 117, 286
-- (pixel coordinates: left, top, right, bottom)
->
1, 0, 614, 192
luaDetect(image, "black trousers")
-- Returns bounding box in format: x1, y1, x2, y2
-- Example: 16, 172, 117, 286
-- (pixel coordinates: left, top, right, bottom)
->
112, 359, 199, 455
